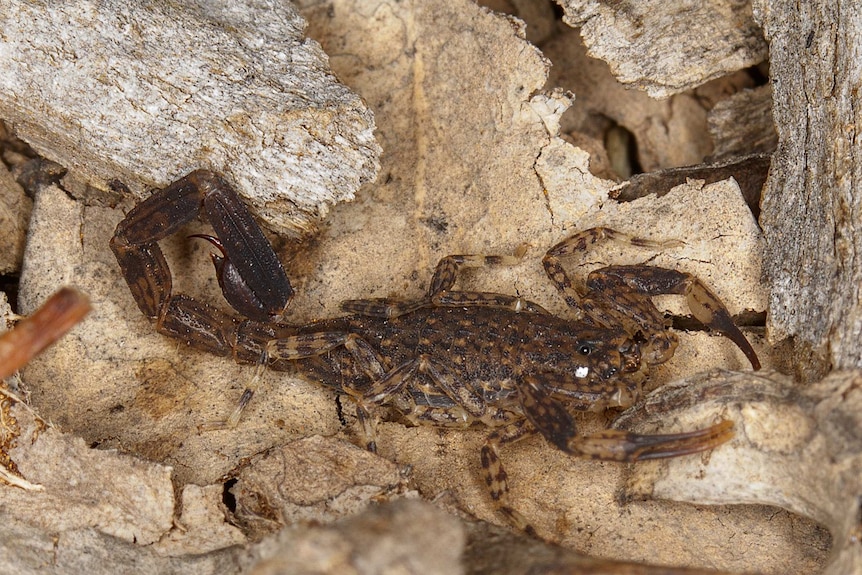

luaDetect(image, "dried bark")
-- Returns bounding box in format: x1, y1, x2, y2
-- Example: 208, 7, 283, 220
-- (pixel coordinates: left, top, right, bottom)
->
618, 369, 862, 575
755, 1, 862, 374
707, 85, 777, 161
557, 0, 768, 98
0, 162, 30, 274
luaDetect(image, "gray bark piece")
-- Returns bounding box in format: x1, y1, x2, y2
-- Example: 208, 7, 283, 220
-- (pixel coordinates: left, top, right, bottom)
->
543, 26, 717, 173
557, 0, 768, 98
2, 403, 174, 547
707, 85, 777, 161
0, 0, 380, 236
244, 500, 465, 575
755, 1, 862, 372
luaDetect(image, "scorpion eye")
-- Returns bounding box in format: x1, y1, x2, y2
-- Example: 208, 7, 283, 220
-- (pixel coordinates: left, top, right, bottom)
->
577, 344, 592, 356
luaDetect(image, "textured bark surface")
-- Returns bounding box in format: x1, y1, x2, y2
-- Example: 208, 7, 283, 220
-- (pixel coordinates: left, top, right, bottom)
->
708, 85, 777, 161
755, 0, 862, 373
0, 0, 379, 236
557, 0, 768, 98
0, 161, 30, 274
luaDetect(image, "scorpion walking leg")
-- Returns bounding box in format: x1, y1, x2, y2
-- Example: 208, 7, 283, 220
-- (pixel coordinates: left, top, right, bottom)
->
542, 227, 680, 315
425, 247, 528, 297
359, 355, 486, 418
342, 292, 549, 318
266, 335, 492, 446
341, 246, 544, 319
586, 266, 761, 370
264, 331, 390, 450
480, 419, 540, 537
199, 356, 268, 431
543, 227, 760, 369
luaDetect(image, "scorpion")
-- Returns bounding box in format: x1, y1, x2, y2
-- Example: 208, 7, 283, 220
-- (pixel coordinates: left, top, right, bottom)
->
110, 170, 760, 534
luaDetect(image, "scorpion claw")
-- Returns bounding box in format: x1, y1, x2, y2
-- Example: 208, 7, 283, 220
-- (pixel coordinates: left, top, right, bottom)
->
569, 419, 735, 461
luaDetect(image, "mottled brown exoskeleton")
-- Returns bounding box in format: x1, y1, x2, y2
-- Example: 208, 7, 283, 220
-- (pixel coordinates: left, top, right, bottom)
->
111, 170, 760, 535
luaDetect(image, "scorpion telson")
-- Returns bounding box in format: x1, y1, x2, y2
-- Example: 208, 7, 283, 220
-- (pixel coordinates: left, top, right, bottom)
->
110, 169, 294, 347
112, 171, 760, 535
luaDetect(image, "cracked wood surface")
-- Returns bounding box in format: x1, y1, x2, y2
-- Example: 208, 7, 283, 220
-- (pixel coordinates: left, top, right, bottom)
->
755, 0, 862, 375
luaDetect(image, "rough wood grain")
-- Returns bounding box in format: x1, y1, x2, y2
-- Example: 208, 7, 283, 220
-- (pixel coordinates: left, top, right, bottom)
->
707, 85, 777, 161
755, 0, 862, 373
557, 0, 768, 98
0, 0, 380, 236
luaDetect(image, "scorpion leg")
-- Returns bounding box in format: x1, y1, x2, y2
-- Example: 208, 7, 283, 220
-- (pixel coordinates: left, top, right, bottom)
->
340, 298, 428, 319
426, 248, 528, 296
480, 419, 540, 537
520, 374, 734, 460
362, 355, 486, 418
204, 330, 388, 441
431, 292, 550, 314
342, 246, 538, 318
542, 227, 680, 315
263, 331, 390, 449
266, 334, 491, 445
543, 227, 760, 369
342, 292, 549, 318
268, 335, 487, 415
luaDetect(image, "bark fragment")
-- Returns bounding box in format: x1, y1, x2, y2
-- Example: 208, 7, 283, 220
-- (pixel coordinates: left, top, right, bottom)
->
0, 162, 30, 274
557, 0, 768, 98
754, 0, 862, 373
618, 369, 862, 575
707, 84, 777, 161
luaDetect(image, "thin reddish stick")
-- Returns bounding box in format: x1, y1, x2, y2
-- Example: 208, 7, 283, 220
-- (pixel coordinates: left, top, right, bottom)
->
0, 287, 91, 379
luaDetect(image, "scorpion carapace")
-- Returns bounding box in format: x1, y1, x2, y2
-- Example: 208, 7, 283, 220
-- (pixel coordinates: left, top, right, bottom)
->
111, 170, 760, 536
